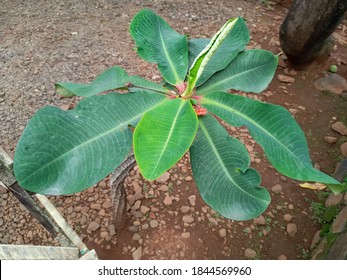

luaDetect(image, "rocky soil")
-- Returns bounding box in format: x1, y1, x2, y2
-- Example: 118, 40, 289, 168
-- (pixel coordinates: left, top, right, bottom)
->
1, 0, 347, 260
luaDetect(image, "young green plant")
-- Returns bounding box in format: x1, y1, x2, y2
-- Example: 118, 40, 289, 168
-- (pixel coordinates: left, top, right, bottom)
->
13, 9, 342, 221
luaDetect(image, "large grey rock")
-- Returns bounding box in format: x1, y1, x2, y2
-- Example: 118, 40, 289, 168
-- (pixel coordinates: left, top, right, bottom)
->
332, 206, 347, 233
314, 74, 347, 94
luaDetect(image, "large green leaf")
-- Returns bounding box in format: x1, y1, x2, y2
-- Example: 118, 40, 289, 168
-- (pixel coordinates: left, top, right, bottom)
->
134, 98, 198, 180
190, 114, 270, 220
13, 91, 166, 195
130, 9, 188, 86
55, 66, 169, 97
197, 50, 278, 95
187, 17, 249, 88
202, 92, 341, 186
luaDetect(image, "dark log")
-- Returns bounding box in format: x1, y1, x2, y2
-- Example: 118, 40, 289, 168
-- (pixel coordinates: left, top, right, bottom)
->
109, 151, 136, 230
280, 0, 347, 64
7, 182, 59, 237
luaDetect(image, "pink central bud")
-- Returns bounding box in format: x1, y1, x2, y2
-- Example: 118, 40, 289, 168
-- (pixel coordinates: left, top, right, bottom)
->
176, 82, 187, 94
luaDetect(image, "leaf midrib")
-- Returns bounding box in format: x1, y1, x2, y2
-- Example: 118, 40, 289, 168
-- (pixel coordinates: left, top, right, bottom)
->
20, 100, 165, 184
202, 96, 303, 166
198, 61, 270, 94
150, 99, 186, 177
158, 19, 181, 85
199, 118, 267, 202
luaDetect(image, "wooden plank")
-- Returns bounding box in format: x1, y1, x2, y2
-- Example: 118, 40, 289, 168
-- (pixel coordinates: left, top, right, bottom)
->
79, 249, 98, 260
0, 244, 79, 260
35, 194, 87, 253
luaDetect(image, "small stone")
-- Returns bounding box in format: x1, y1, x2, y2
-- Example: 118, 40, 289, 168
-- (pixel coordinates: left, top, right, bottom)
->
185, 176, 193, 182
132, 233, 141, 241
163, 195, 173, 206
127, 195, 135, 207
287, 223, 297, 237
271, 184, 283, 194
288, 204, 294, 210
311, 230, 321, 249
108, 225, 116, 237
332, 121, 347, 136
253, 215, 266, 225
149, 220, 159, 228
340, 142, 347, 157
244, 248, 256, 259
181, 232, 191, 239
331, 206, 347, 233
98, 180, 107, 188
182, 215, 194, 224
128, 225, 139, 233
142, 223, 149, 230
156, 172, 170, 183
140, 205, 150, 215
277, 255, 287, 260
188, 195, 196, 207
324, 136, 338, 144
180, 205, 190, 213
131, 200, 141, 211
277, 74, 295, 83
100, 231, 109, 238
88, 221, 100, 232
325, 193, 344, 207
102, 200, 112, 209
132, 181, 142, 194
90, 203, 101, 210
209, 217, 218, 226
283, 214, 292, 222
159, 185, 169, 192
219, 228, 227, 238
132, 246, 142, 260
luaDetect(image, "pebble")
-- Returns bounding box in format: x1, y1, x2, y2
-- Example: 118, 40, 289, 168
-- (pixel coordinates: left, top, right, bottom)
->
244, 248, 256, 259
219, 229, 227, 238
283, 214, 292, 222
90, 203, 101, 210
324, 136, 338, 144
142, 223, 149, 230
181, 232, 191, 239
287, 223, 297, 237
163, 195, 173, 206
209, 217, 218, 226
102, 200, 112, 209
331, 206, 347, 233
325, 193, 344, 207
311, 230, 321, 249
88, 221, 100, 232
108, 225, 116, 237
132, 181, 142, 194
188, 195, 196, 207
253, 215, 266, 225
132, 233, 141, 241
128, 226, 139, 233
271, 184, 283, 194
277, 255, 287, 260
132, 246, 142, 260
277, 74, 295, 83
140, 205, 150, 215
159, 185, 169, 192
180, 205, 190, 213
332, 121, 347, 136
149, 220, 159, 228
131, 200, 141, 211
185, 176, 193, 182
156, 172, 170, 183
340, 142, 347, 157
182, 215, 194, 224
